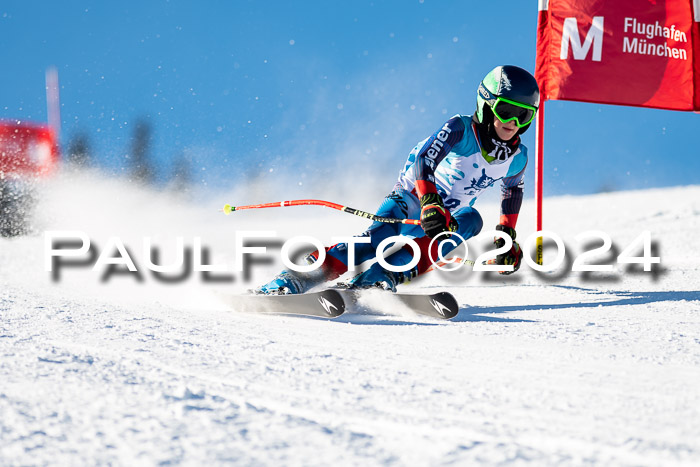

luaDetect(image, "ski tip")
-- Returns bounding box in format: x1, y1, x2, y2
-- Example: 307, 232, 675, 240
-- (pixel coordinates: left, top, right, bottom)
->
428, 292, 459, 320
223, 204, 235, 215
317, 289, 346, 317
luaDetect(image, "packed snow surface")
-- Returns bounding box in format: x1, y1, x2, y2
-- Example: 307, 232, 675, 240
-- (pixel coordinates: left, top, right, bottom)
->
1, 171, 699, 465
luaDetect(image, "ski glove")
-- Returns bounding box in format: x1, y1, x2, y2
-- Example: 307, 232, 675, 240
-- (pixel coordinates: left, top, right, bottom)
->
419, 193, 458, 239
489, 224, 523, 275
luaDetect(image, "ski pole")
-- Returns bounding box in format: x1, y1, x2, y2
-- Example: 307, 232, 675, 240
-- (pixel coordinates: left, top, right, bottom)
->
222, 199, 421, 226
426, 256, 476, 272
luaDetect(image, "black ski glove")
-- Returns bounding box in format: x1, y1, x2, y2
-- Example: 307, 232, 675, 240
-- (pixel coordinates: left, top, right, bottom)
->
490, 224, 523, 275
419, 193, 458, 238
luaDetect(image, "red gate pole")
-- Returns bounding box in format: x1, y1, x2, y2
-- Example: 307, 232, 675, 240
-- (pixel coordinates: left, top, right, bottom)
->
535, 99, 545, 265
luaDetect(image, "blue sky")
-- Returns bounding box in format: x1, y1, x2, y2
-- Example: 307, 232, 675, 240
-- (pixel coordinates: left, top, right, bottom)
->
1, 0, 698, 196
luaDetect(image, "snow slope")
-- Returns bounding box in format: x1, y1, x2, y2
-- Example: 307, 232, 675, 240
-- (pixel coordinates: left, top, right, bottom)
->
1, 171, 699, 466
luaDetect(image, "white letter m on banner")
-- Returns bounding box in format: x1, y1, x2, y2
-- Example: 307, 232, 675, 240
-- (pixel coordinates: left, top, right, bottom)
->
560, 16, 604, 61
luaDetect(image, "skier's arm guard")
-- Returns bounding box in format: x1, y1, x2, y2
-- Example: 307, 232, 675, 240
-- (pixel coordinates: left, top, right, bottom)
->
499, 173, 524, 228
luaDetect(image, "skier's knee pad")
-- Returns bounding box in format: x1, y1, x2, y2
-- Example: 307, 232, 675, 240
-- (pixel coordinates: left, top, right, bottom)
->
375, 187, 421, 220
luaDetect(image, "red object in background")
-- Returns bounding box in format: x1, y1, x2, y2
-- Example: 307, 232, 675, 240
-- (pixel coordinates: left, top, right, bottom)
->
0, 121, 60, 178
536, 0, 700, 111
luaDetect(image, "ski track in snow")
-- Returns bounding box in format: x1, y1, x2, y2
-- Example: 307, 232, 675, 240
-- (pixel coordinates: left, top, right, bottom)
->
1, 171, 700, 465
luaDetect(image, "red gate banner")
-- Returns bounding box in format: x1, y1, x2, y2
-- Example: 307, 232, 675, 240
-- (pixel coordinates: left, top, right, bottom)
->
0, 121, 59, 177
536, 0, 700, 111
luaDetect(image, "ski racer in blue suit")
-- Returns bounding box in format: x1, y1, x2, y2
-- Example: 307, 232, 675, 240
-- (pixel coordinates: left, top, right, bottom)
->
258, 65, 540, 294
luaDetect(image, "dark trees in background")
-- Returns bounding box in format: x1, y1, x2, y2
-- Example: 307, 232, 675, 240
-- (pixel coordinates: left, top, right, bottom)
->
170, 153, 193, 195
66, 132, 91, 166
129, 118, 155, 185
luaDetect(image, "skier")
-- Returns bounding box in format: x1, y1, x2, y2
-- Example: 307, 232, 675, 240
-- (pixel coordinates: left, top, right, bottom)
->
258, 65, 540, 294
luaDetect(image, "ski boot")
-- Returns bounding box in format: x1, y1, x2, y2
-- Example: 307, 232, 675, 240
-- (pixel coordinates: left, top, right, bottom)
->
255, 269, 310, 295
256, 251, 331, 295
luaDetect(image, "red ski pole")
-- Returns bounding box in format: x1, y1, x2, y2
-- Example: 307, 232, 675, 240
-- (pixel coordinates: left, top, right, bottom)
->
222, 199, 421, 226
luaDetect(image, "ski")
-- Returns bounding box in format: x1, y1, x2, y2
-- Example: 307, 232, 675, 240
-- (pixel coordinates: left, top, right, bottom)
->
392, 291, 460, 320
218, 289, 346, 318
338, 288, 460, 320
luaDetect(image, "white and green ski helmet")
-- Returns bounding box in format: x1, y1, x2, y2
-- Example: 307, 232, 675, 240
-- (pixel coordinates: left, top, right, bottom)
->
475, 65, 540, 127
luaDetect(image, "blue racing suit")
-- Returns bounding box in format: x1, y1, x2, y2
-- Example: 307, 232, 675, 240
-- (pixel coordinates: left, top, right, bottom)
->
311, 114, 527, 281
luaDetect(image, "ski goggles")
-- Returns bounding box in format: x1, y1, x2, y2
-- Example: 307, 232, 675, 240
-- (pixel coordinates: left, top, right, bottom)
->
479, 83, 537, 128
492, 97, 537, 128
